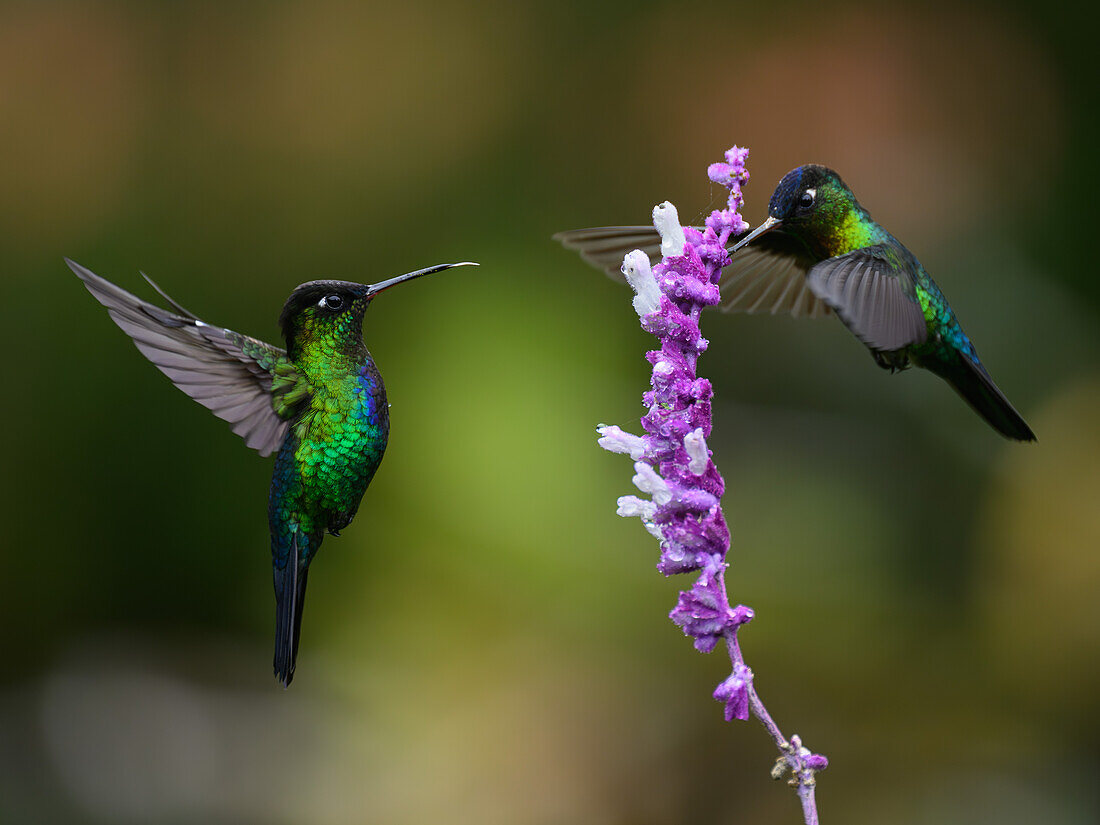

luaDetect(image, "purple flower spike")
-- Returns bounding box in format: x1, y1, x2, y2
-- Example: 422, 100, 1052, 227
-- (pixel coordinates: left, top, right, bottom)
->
599, 145, 826, 825
599, 144, 746, 646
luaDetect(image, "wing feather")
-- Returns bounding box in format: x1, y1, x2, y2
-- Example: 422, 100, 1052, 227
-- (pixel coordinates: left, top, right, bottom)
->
805, 246, 928, 352
721, 231, 830, 317
69, 258, 307, 457
554, 225, 831, 319
553, 226, 664, 279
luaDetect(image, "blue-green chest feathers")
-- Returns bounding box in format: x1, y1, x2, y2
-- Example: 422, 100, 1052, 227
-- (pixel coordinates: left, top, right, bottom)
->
298, 364, 389, 507
269, 362, 389, 543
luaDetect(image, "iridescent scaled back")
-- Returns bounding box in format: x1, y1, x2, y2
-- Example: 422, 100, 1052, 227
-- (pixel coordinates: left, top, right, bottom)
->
826, 211, 980, 367
912, 273, 980, 365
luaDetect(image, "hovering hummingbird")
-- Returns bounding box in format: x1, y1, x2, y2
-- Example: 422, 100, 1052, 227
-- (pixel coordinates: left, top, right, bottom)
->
555, 164, 1034, 441
70, 257, 477, 685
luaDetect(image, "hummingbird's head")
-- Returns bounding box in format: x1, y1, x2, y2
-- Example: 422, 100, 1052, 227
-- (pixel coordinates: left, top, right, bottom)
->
278, 263, 477, 356
731, 165, 861, 256
279, 280, 371, 354
767, 165, 855, 226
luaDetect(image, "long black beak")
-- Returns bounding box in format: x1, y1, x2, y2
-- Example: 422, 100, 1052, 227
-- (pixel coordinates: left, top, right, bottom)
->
362, 262, 478, 298
730, 216, 782, 252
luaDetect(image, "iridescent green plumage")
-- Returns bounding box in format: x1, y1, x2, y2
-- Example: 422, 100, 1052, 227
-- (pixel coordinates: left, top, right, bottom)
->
70, 259, 474, 686
266, 279, 392, 686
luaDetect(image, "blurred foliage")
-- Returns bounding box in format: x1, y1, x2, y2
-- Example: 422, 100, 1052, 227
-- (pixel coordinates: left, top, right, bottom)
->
1, 1, 1097, 823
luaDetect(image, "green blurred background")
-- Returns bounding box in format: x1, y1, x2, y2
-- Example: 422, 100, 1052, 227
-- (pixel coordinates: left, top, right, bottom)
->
2, 1, 1097, 822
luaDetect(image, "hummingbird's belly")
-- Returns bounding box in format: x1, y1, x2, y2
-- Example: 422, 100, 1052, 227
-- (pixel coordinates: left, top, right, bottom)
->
293, 379, 390, 522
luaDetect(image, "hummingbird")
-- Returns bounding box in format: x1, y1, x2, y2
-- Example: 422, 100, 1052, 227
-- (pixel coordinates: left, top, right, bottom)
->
555, 164, 1034, 441
70, 257, 477, 686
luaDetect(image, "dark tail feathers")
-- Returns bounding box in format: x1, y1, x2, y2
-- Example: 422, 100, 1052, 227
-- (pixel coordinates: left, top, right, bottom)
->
273, 534, 310, 687
929, 354, 1036, 442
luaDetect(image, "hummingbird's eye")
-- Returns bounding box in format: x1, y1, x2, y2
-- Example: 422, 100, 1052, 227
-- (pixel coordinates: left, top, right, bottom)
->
320, 294, 344, 310
799, 189, 816, 209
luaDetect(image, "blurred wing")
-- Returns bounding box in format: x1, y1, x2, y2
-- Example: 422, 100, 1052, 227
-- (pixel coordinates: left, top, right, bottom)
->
805, 246, 928, 352
720, 231, 829, 318
554, 225, 830, 319
69, 258, 307, 457
553, 226, 663, 280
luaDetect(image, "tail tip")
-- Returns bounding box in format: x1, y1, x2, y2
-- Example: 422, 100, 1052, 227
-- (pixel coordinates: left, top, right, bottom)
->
275, 664, 295, 688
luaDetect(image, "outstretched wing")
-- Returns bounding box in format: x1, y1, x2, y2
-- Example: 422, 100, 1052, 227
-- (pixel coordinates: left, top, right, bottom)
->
720, 231, 827, 317
805, 245, 928, 352
69, 258, 308, 456
553, 226, 665, 279
553, 225, 830, 319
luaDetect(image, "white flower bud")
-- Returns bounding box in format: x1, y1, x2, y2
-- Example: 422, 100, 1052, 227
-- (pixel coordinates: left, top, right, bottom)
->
684, 428, 709, 475
597, 425, 649, 460
652, 201, 685, 258
616, 495, 657, 519
621, 250, 661, 317
632, 461, 671, 505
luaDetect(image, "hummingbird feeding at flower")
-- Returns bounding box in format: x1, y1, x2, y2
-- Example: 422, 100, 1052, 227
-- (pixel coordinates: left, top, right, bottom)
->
70, 257, 477, 686
555, 164, 1034, 441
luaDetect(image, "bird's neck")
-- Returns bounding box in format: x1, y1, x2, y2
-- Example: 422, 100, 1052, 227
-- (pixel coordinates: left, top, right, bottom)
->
802, 205, 890, 260
290, 328, 369, 386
